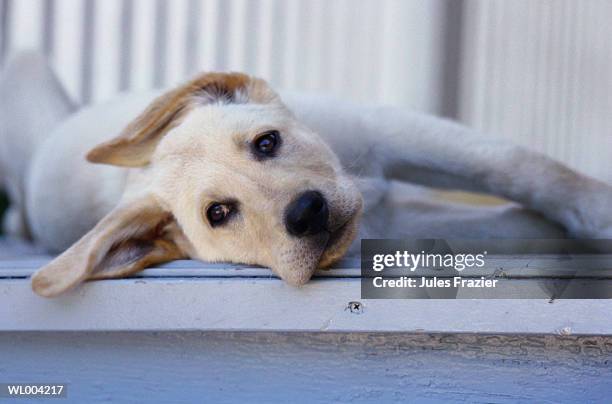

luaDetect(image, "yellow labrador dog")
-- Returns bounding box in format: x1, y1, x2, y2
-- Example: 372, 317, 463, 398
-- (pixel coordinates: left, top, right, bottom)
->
1, 53, 611, 297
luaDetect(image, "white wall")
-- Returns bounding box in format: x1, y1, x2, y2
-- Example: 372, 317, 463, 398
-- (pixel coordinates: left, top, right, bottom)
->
460, 0, 612, 183
1, 0, 610, 182
0, 0, 447, 112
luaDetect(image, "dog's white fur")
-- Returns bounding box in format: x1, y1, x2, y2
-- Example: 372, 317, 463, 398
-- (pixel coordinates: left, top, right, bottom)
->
1, 53, 611, 297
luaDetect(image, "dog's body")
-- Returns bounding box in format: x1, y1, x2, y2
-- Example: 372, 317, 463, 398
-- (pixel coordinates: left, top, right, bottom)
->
1, 53, 611, 297
24, 89, 568, 253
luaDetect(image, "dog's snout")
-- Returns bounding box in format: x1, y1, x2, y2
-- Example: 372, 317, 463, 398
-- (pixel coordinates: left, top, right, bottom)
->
285, 191, 329, 237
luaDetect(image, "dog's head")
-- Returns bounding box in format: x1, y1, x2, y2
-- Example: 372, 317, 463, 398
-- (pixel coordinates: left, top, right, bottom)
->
32, 73, 363, 297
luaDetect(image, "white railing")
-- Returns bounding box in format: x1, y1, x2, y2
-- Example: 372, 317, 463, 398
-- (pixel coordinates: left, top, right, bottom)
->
0, 0, 449, 111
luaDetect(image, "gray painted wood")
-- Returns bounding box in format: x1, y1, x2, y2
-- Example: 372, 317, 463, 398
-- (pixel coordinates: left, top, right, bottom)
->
1, 255, 611, 279
152, 0, 168, 88
183, 0, 201, 77
41, 0, 55, 57
1, 332, 611, 403
0, 239, 610, 333
214, 0, 231, 71
1, 244, 610, 401
2, 277, 612, 334
80, 0, 95, 103
0, 0, 11, 66
118, 0, 134, 91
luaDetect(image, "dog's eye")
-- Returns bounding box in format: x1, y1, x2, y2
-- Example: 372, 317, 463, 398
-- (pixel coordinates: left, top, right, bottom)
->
253, 130, 280, 156
206, 203, 233, 226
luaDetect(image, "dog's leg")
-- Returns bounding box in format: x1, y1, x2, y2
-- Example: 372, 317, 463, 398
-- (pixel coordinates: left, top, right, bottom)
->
0, 51, 76, 238
353, 107, 612, 238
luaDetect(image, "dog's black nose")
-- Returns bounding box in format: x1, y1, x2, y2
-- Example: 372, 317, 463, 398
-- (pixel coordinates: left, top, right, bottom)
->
285, 191, 329, 237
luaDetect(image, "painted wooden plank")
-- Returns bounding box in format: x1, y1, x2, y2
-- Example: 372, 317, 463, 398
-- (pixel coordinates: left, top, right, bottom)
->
41, 0, 56, 57
130, 0, 156, 91
2, 331, 611, 403
198, 0, 220, 72
183, 0, 201, 76
152, 0, 168, 88
90, 0, 122, 102
118, 0, 134, 91
7, 0, 43, 52
52, 0, 86, 102
0, 0, 11, 66
164, 0, 189, 86
1, 255, 611, 279
0, 260, 360, 279
80, 0, 95, 103
1, 277, 612, 333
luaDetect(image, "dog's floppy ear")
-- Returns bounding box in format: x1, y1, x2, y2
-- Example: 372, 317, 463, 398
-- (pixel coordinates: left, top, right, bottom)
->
86, 73, 251, 167
31, 194, 188, 297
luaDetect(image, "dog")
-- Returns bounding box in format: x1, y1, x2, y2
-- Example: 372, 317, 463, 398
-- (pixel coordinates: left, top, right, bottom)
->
1, 52, 611, 297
